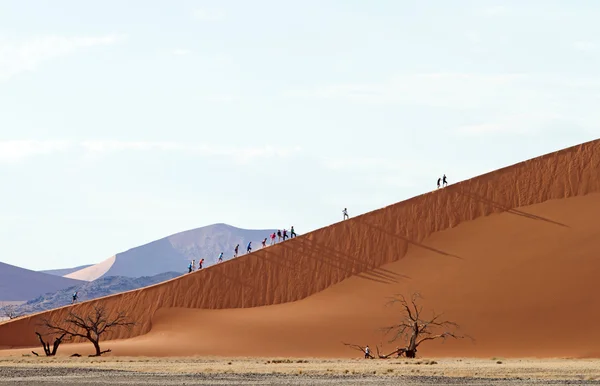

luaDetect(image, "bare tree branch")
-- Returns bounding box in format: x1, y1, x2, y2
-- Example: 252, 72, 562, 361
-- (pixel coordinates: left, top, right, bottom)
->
342, 342, 373, 358
34, 331, 67, 356
383, 292, 466, 358
1, 305, 21, 320
42, 305, 134, 356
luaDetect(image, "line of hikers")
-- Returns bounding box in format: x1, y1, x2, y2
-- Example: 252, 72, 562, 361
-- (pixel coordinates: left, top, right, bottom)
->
187, 206, 357, 273
187, 225, 301, 273
186, 186, 448, 273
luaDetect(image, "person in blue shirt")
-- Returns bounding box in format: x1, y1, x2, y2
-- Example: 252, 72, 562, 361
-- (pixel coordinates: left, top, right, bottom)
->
218, 252, 223, 263
188, 262, 193, 273
247, 241, 252, 254
71, 291, 78, 304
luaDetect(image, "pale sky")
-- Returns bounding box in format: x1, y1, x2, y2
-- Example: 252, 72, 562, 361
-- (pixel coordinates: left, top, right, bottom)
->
1, 1, 598, 271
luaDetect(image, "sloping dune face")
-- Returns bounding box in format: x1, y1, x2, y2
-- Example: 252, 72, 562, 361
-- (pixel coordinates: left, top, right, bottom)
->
1, 140, 599, 356
65, 256, 116, 282
78, 193, 600, 358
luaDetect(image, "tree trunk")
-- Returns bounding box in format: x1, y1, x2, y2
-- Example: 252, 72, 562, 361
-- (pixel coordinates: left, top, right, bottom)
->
51, 334, 66, 356
406, 330, 418, 358
35, 332, 52, 356
92, 340, 101, 356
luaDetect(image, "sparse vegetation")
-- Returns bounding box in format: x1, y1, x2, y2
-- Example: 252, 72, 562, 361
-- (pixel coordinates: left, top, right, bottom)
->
0, 357, 595, 382
381, 292, 466, 358
31, 332, 67, 357
1, 305, 21, 320
270, 359, 294, 364
41, 305, 134, 357
344, 292, 468, 359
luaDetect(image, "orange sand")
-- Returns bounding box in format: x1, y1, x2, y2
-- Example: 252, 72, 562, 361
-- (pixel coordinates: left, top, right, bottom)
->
0, 139, 599, 358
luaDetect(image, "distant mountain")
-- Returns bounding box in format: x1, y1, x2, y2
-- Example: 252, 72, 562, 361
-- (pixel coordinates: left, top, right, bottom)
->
13, 271, 183, 316
41, 264, 93, 277
0, 262, 85, 302
65, 223, 277, 281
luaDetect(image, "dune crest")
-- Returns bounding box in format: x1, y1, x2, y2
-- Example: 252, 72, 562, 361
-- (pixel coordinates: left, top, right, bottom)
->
65, 256, 116, 281
1, 139, 599, 354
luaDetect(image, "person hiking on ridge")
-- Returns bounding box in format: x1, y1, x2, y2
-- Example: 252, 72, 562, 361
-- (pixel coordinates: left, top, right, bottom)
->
343, 208, 349, 220
290, 226, 296, 238
192, 259, 196, 271
247, 241, 252, 254
262, 237, 267, 248
188, 261, 193, 273
234, 244, 239, 257
277, 229, 282, 242
283, 229, 288, 240
72, 291, 78, 304
218, 252, 223, 263
437, 177, 441, 189
443, 174, 448, 187
198, 258, 204, 269
270, 232, 276, 245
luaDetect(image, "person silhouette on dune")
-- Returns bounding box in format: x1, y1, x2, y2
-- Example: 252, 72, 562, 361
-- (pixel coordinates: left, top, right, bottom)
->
198, 258, 204, 269
443, 174, 448, 187
262, 237, 267, 248
277, 230, 282, 242
437, 177, 441, 189
188, 262, 193, 273
218, 252, 223, 263
283, 229, 288, 240
234, 244, 239, 258
290, 226, 296, 238
247, 241, 252, 254
270, 232, 276, 245
72, 291, 78, 304
343, 208, 349, 220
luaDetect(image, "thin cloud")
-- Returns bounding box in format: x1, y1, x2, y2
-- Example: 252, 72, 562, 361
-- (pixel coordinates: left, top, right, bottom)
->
285, 73, 526, 108
573, 41, 596, 53
0, 140, 73, 163
172, 49, 192, 56
0, 34, 124, 82
0, 140, 301, 164
482, 5, 508, 16
322, 156, 406, 172
455, 113, 564, 136
192, 9, 226, 21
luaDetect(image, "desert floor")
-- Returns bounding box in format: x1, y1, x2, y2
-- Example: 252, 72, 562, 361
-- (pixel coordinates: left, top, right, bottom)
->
0, 356, 599, 385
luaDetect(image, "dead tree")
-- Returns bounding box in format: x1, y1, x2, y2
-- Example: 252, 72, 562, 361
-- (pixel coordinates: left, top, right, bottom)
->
382, 292, 464, 358
33, 332, 67, 356
342, 342, 374, 359
43, 305, 134, 357
1, 305, 20, 320
376, 345, 406, 359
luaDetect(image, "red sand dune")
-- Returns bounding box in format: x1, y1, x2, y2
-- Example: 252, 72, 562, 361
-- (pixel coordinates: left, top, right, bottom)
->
1, 139, 600, 358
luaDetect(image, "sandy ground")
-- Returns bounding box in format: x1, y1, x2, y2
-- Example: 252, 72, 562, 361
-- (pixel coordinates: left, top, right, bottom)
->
1, 357, 599, 385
